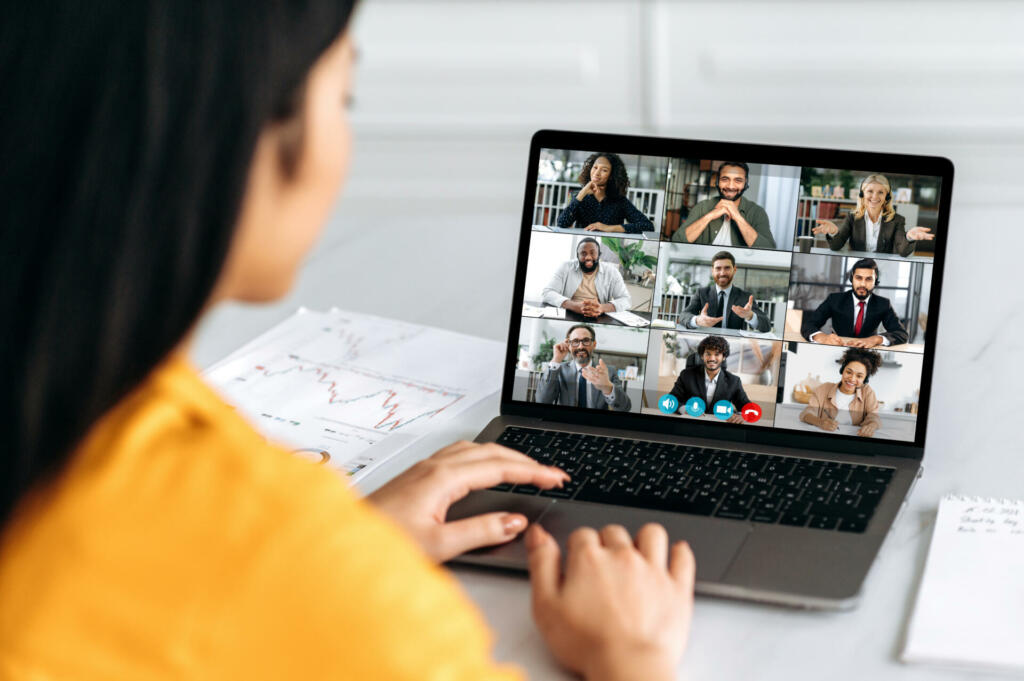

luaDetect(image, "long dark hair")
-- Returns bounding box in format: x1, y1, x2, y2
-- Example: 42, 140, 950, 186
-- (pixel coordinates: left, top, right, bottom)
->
576, 152, 631, 199
0, 2, 357, 527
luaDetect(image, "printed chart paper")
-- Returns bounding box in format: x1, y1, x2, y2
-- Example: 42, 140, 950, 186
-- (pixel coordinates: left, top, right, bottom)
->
205, 308, 504, 480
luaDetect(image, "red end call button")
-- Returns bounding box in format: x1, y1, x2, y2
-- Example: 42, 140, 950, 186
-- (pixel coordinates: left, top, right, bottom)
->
740, 403, 762, 423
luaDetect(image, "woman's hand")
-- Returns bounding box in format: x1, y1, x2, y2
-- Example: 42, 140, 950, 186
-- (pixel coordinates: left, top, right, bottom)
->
906, 226, 934, 241
812, 220, 838, 236
818, 416, 840, 432
857, 422, 878, 437
577, 181, 598, 201
584, 222, 626, 232
527, 523, 695, 681
367, 441, 568, 563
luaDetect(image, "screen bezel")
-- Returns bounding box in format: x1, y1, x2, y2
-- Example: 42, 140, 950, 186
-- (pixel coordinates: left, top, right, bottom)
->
500, 129, 953, 460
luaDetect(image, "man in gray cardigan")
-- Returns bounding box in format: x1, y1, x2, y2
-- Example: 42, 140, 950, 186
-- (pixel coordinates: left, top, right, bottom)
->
536, 323, 632, 411
541, 237, 631, 317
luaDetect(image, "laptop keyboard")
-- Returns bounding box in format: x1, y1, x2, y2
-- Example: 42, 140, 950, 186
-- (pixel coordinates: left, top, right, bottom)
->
490, 427, 895, 533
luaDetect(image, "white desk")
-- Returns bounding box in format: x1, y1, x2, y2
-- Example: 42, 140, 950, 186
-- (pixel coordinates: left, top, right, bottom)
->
774, 403, 918, 442
193, 187, 1024, 680
534, 224, 659, 240
805, 246, 935, 264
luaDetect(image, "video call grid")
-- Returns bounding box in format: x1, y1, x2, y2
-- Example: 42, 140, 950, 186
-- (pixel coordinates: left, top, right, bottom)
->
518, 150, 939, 442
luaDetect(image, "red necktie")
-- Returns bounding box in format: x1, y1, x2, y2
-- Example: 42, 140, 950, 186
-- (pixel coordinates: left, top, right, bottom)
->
854, 301, 865, 336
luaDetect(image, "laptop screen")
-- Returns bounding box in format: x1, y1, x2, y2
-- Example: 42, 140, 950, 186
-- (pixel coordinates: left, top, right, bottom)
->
508, 134, 949, 449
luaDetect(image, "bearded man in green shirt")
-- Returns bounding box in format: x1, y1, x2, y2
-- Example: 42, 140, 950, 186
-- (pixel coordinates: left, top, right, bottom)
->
671, 161, 776, 249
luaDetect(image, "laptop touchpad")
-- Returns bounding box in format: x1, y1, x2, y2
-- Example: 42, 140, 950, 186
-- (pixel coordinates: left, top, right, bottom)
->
537, 501, 751, 582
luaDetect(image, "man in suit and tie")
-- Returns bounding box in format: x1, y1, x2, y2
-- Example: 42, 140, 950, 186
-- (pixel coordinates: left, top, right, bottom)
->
536, 323, 631, 411
668, 335, 748, 423
801, 258, 909, 348
678, 250, 772, 333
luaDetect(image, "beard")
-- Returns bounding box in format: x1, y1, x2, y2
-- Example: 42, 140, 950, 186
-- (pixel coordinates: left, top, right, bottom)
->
579, 258, 598, 273
853, 286, 871, 300
717, 186, 745, 202
573, 349, 591, 364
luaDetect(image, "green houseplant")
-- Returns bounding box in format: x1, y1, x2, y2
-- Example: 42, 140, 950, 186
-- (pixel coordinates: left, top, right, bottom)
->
601, 237, 657, 282
531, 334, 555, 368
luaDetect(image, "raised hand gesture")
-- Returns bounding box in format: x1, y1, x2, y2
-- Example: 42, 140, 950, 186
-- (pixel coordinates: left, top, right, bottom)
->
552, 341, 570, 363
906, 226, 934, 241
694, 302, 723, 327
812, 220, 838, 236
731, 294, 755, 321
581, 358, 614, 395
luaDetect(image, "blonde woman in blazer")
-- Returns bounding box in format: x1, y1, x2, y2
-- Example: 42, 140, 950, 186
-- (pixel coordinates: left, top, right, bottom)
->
812, 174, 935, 257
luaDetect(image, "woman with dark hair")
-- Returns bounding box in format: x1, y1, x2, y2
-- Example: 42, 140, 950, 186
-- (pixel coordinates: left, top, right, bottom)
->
800, 348, 883, 437
0, 4, 693, 680
556, 152, 654, 233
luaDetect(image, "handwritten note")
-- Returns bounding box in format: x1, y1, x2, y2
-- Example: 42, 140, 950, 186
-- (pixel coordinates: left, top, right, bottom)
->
955, 503, 1024, 536
902, 494, 1024, 673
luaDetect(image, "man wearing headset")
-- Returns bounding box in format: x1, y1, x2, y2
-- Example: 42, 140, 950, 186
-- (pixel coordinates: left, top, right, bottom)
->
541, 236, 631, 317
800, 258, 909, 348
812, 173, 935, 257
671, 161, 777, 248
667, 335, 749, 423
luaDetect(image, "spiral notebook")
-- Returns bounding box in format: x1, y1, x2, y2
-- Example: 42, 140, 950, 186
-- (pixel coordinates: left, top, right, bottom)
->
902, 494, 1024, 673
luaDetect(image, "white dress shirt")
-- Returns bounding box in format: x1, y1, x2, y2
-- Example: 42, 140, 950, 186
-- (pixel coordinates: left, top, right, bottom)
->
712, 216, 733, 245
864, 211, 882, 252
704, 369, 720, 406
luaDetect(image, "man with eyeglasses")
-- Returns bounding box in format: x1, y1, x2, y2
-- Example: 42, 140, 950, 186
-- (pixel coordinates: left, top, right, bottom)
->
536, 324, 632, 411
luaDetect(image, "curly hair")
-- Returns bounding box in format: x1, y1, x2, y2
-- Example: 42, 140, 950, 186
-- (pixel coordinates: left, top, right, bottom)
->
839, 348, 882, 377
577, 152, 630, 200
697, 335, 730, 359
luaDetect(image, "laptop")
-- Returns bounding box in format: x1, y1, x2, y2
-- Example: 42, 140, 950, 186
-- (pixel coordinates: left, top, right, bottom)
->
449, 129, 952, 609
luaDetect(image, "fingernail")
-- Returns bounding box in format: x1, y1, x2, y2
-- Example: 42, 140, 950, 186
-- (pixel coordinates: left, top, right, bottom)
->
503, 514, 526, 535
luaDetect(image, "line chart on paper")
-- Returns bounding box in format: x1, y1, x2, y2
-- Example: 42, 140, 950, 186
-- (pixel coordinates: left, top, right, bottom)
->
242, 354, 467, 433
204, 309, 504, 479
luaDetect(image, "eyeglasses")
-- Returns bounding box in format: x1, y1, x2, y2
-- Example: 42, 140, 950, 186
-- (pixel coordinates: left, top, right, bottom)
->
567, 338, 594, 347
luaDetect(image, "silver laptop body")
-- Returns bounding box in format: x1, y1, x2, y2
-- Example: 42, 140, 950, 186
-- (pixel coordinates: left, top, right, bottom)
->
450, 130, 951, 610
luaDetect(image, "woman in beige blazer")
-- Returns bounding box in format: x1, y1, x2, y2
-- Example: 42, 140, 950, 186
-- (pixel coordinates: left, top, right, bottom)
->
800, 348, 883, 437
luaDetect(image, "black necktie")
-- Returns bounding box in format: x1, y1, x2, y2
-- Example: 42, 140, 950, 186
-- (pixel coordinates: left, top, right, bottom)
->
577, 370, 587, 408
718, 291, 726, 328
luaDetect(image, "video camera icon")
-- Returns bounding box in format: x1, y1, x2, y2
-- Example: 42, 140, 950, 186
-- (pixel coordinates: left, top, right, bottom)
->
684, 397, 705, 417
713, 400, 735, 420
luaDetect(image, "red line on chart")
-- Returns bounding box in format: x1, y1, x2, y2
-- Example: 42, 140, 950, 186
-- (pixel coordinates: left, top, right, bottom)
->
251, 360, 465, 432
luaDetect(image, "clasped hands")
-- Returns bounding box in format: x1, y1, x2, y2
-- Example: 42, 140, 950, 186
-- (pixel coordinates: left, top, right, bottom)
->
567, 298, 606, 318
710, 199, 741, 222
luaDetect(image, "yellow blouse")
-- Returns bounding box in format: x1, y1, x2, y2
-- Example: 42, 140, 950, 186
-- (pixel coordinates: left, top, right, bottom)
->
0, 356, 522, 680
